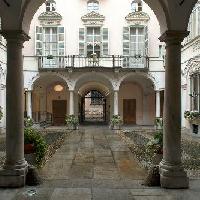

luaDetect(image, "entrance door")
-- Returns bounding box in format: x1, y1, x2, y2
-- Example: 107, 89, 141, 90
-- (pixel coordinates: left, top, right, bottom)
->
123, 99, 136, 124
52, 100, 67, 126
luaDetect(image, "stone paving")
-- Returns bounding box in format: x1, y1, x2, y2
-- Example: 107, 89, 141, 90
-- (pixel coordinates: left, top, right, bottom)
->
0, 126, 200, 199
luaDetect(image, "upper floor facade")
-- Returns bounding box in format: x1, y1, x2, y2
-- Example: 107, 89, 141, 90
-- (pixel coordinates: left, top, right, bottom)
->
23, 0, 165, 71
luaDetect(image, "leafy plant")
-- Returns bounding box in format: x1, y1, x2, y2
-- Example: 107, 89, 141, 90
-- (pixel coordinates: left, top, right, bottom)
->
47, 55, 54, 59
65, 115, 79, 126
24, 117, 33, 128
184, 110, 200, 121
155, 117, 163, 130
0, 106, 3, 121
110, 115, 122, 125
24, 127, 47, 166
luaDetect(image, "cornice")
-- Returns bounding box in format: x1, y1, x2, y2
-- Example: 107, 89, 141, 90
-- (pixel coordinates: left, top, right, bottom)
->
125, 11, 150, 25
81, 11, 105, 26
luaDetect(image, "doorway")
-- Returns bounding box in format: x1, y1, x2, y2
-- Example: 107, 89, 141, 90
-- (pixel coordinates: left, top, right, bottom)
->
123, 99, 136, 124
80, 90, 106, 124
52, 100, 67, 125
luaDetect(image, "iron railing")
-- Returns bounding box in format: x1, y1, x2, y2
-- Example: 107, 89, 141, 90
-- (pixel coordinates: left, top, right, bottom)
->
37, 55, 149, 69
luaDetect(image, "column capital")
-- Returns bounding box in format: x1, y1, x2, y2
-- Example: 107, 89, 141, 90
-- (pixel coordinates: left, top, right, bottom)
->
0, 30, 30, 45
159, 30, 189, 44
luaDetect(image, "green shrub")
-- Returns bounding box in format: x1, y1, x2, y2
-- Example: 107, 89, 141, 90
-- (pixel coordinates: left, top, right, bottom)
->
24, 127, 47, 166
65, 115, 79, 125
110, 115, 122, 125
24, 117, 33, 128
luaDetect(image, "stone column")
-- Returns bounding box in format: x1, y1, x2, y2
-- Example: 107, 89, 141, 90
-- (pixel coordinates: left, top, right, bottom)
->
156, 90, 161, 118
27, 91, 32, 118
0, 31, 30, 187
69, 90, 74, 115
159, 30, 189, 189
113, 90, 119, 115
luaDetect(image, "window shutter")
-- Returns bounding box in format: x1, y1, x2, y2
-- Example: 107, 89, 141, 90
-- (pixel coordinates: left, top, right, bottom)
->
102, 28, 109, 56
144, 26, 148, 56
123, 27, 130, 56
35, 26, 43, 56
58, 27, 65, 56
79, 28, 85, 55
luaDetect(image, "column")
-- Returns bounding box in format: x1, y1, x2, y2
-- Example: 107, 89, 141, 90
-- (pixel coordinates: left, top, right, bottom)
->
27, 91, 32, 118
156, 90, 161, 118
159, 30, 189, 189
113, 90, 119, 115
69, 90, 74, 115
0, 30, 30, 187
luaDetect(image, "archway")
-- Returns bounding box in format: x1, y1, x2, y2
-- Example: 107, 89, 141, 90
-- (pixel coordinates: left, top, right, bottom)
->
76, 81, 111, 125
32, 74, 69, 126
119, 73, 156, 125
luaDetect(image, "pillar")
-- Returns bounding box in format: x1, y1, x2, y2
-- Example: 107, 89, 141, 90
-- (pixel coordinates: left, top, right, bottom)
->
159, 30, 189, 189
27, 91, 32, 118
69, 90, 74, 115
0, 30, 30, 187
156, 90, 161, 118
113, 90, 119, 115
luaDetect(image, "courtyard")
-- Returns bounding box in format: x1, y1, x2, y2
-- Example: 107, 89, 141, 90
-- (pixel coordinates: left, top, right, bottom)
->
0, 126, 200, 199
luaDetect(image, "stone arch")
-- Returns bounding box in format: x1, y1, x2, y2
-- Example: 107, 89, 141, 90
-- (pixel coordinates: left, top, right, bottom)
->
119, 72, 158, 91
29, 72, 70, 90
74, 72, 113, 92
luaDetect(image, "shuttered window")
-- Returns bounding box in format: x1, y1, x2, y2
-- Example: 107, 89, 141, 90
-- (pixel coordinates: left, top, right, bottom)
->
102, 28, 109, 56
79, 28, 85, 55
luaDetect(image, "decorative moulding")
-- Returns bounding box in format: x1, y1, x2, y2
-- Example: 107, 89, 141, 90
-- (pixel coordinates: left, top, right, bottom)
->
183, 55, 200, 76
38, 11, 62, 26
81, 11, 105, 26
125, 11, 150, 26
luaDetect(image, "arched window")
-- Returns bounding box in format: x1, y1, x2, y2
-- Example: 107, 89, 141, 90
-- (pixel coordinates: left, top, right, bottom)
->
87, 0, 99, 12
46, 0, 56, 12
131, 0, 142, 12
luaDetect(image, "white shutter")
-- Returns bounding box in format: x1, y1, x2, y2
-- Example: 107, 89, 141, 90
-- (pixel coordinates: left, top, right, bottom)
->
123, 27, 130, 56
35, 26, 43, 56
79, 28, 85, 55
144, 26, 148, 56
102, 28, 109, 56
58, 27, 65, 56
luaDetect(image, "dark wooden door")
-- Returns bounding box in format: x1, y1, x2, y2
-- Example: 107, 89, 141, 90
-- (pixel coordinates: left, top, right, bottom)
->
123, 99, 136, 124
52, 100, 67, 126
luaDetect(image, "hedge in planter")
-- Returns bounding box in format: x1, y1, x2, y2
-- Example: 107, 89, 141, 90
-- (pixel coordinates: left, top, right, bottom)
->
24, 127, 47, 167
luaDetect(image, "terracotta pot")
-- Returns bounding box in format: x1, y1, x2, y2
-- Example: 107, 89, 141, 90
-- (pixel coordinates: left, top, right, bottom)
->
24, 144, 35, 154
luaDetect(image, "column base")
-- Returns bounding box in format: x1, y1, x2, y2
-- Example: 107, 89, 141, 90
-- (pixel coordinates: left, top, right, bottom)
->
159, 160, 189, 189
0, 161, 28, 188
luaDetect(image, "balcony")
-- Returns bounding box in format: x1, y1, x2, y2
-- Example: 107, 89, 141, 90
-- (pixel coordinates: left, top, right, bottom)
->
37, 55, 149, 69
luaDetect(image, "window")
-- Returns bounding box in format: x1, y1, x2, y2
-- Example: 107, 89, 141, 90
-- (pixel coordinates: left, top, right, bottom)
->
35, 26, 65, 67
131, 0, 142, 12
79, 27, 108, 56
123, 26, 148, 67
190, 74, 200, 111
87, 0, 99, 12
87, 27, 101, 57
46, 0, 56, 12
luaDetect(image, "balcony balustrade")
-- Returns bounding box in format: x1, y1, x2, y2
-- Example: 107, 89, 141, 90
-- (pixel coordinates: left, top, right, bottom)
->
36, 55, 149, 69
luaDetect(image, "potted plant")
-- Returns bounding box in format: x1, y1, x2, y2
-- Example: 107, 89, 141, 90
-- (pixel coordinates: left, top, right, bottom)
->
65, 114, 79, 130
184, 110, 200, 124
47, 55, 54, 59
110, 115, 122, 130
24, 117, 47, 167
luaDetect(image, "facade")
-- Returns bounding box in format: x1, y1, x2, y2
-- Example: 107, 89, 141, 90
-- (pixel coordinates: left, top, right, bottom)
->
0, 0, 197, 189
14, 0, 165, 127
181, 1, 200, 133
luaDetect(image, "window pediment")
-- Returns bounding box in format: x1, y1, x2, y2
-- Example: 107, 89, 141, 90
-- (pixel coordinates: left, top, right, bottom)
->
125, 11, 150, 26
38, 11, 62, 26
81, 11, 105, 26
184, 56, 200, 76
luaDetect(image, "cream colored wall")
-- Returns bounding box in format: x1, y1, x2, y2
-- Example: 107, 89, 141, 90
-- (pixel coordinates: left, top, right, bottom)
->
119, 82, 155, 125
119, 82, 143, 125
23, 0, 162, 61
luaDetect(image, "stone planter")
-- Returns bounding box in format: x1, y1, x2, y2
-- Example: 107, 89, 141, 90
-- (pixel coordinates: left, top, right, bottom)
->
67, 124, 78, 130
111, 124, 121, 130
24, 144, 36, 165
152, 153, 163, 165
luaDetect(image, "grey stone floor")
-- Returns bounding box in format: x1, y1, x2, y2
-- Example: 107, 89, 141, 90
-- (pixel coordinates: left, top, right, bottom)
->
0, 126, 200, 200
